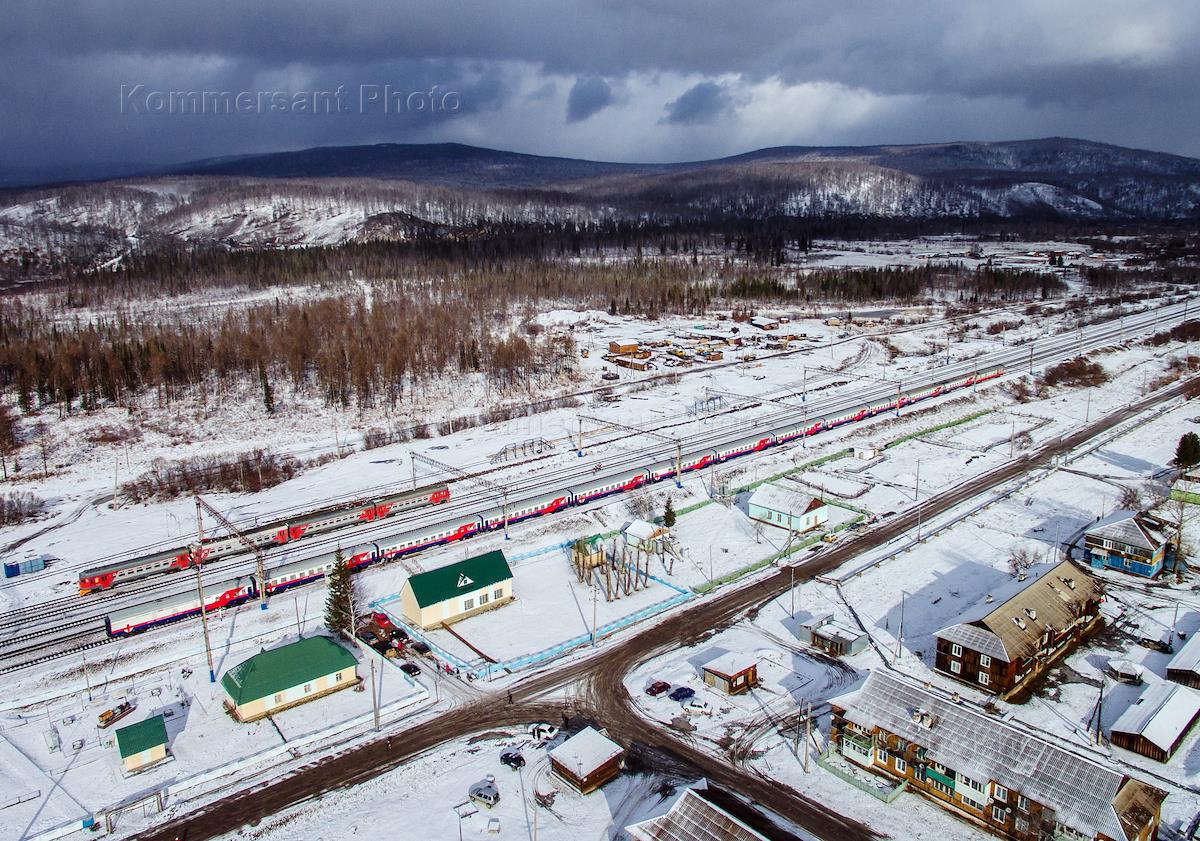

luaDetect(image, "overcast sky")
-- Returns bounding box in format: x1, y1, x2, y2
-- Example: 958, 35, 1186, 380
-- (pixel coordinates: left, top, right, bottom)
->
4, 0, 1199, 182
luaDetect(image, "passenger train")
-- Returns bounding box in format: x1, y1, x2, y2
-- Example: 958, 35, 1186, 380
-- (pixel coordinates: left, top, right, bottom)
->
79, 482, 450, 594
104, 367, 1002, 636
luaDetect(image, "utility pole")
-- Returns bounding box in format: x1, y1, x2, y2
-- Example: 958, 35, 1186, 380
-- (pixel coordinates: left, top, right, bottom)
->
1009, 420, 1016, 459
591, 578, 598, 647
789, 564, 795, 619
895, 591, 906, 660
803, 700, 812, 772
370, 658, 380, 731
1085, 389, 1092, 424
194, 564, 216, 683
81, 649, 93, 702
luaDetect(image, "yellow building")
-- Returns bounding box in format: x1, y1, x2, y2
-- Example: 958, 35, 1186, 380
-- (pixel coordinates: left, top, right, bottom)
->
221, 636, 359, 723
114, 714, 168, 774
399, 550, 514, 630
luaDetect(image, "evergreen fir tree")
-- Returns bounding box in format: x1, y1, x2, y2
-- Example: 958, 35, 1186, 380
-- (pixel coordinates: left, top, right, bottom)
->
258, 359, 275, 415
1176, 432, 1200, 469
325, 548, 353, 636
663, 497, 676, 528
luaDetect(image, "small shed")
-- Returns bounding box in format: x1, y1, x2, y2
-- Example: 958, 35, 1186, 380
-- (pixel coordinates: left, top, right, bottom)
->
1110, 682, 1200, 762
749, 316, 779, 331
747, 484, 827, 534
1167, 633, 1200, 689
609, 339, 639, 355
399, 550, 514, 630
700, 653, 759, 696
1107, 659, 1145, 686
622, 520, 669, 553
221, 635, 359, 722
798, 614, 868, 656
548, 726, 624, 794
114, 714, 168, 773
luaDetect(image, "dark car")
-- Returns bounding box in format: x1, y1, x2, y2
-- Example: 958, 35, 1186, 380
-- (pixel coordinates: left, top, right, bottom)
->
400, 662, 422, 676
371, 640, 392, 656
391, 627, 409, 642
410, 641, 431, 656
500, 750, 525, 770
645, 681, 671, 697
668, 686, 695, 702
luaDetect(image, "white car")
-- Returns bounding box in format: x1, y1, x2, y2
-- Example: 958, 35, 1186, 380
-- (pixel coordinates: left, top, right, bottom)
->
682, 698, 713, 716
529, 722, 560, 742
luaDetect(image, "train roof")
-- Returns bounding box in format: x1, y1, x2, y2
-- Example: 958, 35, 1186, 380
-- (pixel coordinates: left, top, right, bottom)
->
80, 547, 185, 578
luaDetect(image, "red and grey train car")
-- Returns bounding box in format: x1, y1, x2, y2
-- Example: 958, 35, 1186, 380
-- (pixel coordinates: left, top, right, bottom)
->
80, 482, 449, 594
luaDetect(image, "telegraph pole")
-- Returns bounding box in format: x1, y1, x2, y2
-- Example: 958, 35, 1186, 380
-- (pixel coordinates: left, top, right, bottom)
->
370, 658, 380, 731
895, 591, 906, 660
194, 564, 216, 683
803, 700, 812, 772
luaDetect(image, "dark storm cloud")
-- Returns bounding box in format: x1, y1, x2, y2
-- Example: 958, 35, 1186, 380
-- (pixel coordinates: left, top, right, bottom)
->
661, 81, 731, 125
2, 0, 1198, 182
566, 77, 614, 123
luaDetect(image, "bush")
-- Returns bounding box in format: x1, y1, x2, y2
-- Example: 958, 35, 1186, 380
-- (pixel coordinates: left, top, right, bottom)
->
0, 491, 45, 526
120, 448, 301, 502
1038, 357, 1109, 389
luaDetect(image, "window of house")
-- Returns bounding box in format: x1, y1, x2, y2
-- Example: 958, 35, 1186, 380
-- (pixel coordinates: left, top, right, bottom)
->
992, 806, 1007, 823
335, 672, 343, 683
951, 643, 963, 657
274, 693, 284, 705
895, 756, 907, 774
875, 747, 887, 764
980, 654, 992, 668
463, 597, 475, 611
978, 673, 990, 686
950, 661, 962, 674
303, 683, 312, 694
1015, 818, 1029, 833
494, 588, 504, 600
479, 592, 489, 605
1016, 795, 1029, 812
993, 785, 1008, 801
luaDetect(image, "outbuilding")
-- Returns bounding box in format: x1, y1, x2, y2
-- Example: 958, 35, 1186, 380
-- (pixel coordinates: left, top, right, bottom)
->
114, 714, 168, 774
747, 484, 828, 534
221, 635, 359, 722
1168, 632, 1200, 689
749, 316, 779, 331
548, 726, 624, 794
399, 550, 514, 630
1110, 681, 1200, 762
608, 339, 639, 355
622, 520, 670, 553
700, 653, 759, 696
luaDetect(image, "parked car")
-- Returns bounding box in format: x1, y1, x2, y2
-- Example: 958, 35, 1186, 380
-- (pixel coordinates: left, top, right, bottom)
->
668, 687, 695, 702
500, 750, 525, 770
372, 611, 394, 629
645, 681, 671, 697
391, 627, 409, 642
529, 722, 560, 742
469, 777, 500, 808
400, 662, 422, 676
682, 698, 713, 716
410, 641, 431, 656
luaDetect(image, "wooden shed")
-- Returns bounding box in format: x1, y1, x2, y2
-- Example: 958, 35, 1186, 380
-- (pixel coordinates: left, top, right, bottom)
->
114, 714, 169, 774
1167, 632, 1200, 689
549, 727, 624, 794
700, 652, 759, 696
1110, 682, 1200, 762
221, 635, 359, 722
608, 339, 639, 355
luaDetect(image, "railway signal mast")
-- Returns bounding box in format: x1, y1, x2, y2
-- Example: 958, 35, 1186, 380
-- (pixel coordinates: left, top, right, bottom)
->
194, 494, 269, 611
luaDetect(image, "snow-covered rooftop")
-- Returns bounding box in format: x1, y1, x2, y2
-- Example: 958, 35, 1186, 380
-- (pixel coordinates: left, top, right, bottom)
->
622, 519, 664, 543
548, 727, 623, 776
625, 788, 769, 841
1085, 510, 1167, 552
701, 652, 757, 678
1167, 632, 1200, 676
837, 670, 1164, 841
1111, 682, 1200, 755
747, 483, 822, 517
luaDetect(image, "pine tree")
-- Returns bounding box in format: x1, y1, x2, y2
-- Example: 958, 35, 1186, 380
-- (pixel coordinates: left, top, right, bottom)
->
663, 497, 676, 528
324, 548, 353, 637
258, 359, 275, 415
1175, 432, 1200, 469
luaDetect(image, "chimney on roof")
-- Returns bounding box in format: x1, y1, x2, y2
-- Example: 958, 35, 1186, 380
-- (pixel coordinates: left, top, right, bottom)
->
985, 594, 994, 603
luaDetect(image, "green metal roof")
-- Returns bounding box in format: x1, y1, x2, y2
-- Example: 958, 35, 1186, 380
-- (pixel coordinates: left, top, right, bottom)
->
221, 635, 357, 706
115, 714, 167, 758
405, 550, 512, 608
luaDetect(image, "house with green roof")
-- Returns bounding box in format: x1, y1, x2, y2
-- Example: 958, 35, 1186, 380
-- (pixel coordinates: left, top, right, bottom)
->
221, 635, 359, 722
114, 713, 169, 773
399, 550, 514, 630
